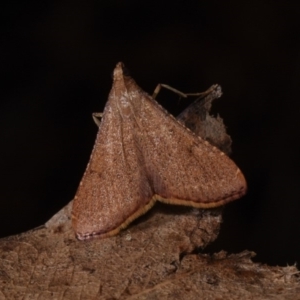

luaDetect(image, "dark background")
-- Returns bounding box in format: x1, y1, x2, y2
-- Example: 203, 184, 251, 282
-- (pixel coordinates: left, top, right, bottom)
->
1, 1, 300, 266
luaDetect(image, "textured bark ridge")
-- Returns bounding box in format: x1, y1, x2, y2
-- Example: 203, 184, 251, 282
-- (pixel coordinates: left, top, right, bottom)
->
0, 209, 299, 299
0, 85, 299, 299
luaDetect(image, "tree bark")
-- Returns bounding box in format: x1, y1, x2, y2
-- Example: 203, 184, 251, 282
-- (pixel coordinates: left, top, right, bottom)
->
0, 201, 299, 299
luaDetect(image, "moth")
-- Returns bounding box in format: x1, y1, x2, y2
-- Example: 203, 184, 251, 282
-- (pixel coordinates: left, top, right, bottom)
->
72, 62, 247, 240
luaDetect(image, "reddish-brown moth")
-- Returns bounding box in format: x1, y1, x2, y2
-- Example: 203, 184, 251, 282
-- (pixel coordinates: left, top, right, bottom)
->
72, 62, 247, 240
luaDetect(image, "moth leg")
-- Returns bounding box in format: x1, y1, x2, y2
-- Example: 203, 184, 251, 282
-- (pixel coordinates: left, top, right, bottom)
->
92, 112, 103, 127
152, 83, 217, 100
152, 84, 187, 99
